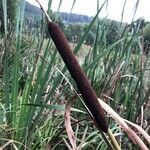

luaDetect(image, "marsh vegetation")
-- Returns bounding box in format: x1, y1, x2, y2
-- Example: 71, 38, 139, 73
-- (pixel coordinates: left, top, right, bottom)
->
0, 0, 150, 149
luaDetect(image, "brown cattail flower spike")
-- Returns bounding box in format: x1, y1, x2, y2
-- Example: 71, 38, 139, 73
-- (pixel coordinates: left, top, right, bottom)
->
36, 0, 108, 133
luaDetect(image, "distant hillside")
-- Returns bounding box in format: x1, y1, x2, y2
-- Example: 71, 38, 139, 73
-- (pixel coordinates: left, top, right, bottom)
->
58, 12, 91, 24
25, 2, 42, 17
25, 1, 91, 24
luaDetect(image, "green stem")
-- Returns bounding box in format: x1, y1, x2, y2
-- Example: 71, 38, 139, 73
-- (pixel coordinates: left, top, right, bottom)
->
108, 128, 121, 150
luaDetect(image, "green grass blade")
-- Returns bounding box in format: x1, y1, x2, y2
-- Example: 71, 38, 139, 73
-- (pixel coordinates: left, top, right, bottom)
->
11, 51, 19, 128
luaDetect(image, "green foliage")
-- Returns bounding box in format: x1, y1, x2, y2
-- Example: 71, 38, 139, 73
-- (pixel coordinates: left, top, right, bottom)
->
105, 21, 120, 45
0, 0, 18, 33
65, 23, 84, 42
143, 22, 150, 54
144, 23, 150, 37
128, 18, 150, 54
86, 31, 95, 45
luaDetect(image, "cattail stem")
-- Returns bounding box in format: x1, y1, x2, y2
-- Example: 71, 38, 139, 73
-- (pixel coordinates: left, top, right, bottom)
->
36, 0, 52, 22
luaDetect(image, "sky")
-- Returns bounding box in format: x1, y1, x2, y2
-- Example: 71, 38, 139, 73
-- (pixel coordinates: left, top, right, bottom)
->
26, 0, 150, 23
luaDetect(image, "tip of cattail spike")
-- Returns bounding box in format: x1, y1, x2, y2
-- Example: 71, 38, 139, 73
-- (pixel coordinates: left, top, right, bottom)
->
36, 0, 52, 22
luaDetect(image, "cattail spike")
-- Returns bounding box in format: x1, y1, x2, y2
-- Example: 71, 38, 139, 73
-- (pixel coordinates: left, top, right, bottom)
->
36, 0, 108, 133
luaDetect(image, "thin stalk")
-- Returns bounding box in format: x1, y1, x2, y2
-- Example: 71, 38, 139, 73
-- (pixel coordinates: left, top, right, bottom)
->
2, 0, 10, 125
108, 128, 121, 150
